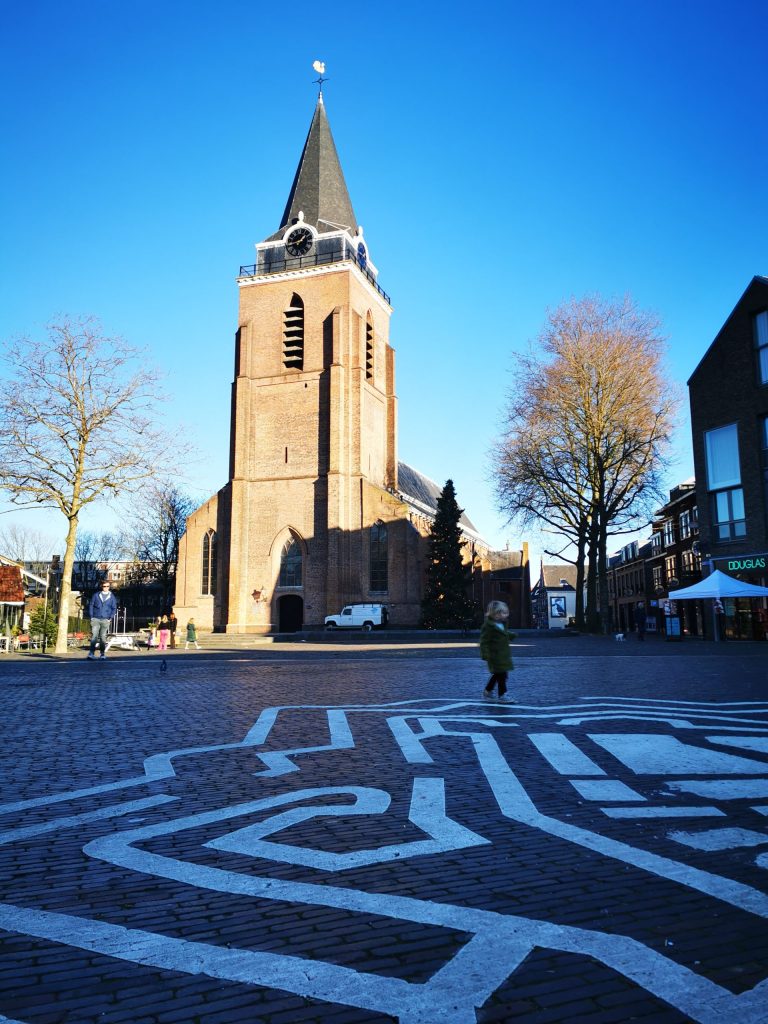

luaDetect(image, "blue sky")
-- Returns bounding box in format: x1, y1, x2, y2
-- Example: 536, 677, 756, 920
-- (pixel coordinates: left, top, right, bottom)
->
1, 0, 766, 561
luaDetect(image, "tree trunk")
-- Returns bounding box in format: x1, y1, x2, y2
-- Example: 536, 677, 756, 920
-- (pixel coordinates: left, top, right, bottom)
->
585, 513, 600, 632
598, 516, 611, 634
54, 514, 79, 655
574, 530, 586, 630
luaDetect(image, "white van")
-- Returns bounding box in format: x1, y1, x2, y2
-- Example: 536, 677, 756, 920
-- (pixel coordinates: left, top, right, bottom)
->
324, 604, 389, 631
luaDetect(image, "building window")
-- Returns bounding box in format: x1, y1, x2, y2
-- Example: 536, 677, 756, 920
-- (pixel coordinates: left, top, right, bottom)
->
365, 313, 374, 382
662, 520, 675, 546
369, 521, 388, 593
283, 293, 304, 370
755, 310, 768, 385
682, 549, 701, 574
705, 423, 744, 541
679, 511, 691, 539
665, 555, 677, 579
712, 488, 746, 541
651, 533, 663, 554
201, 530, 217, 595
652, 565, 663, 591
705, 423, 741, 490
278, 537, 302, 588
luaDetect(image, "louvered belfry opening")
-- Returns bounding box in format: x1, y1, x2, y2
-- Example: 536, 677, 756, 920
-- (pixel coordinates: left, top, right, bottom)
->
365, 315, 374, 381
283, 293, 304, 370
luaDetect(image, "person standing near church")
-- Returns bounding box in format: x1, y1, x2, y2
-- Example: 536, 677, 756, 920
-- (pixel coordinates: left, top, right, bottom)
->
479, 600, 516, 702
87, 580, 118, 660
157, 614, 171, 651
636, 601, 646, 641
168, 611, 178, 649
185, 619, 200, 649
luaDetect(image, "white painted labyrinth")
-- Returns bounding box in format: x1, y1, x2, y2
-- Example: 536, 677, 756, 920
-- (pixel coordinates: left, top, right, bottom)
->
0, 697, 767, 1023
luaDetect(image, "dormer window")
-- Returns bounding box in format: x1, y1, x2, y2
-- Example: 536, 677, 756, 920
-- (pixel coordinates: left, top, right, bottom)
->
365, 314, 374, 381
283, 294, 304, 370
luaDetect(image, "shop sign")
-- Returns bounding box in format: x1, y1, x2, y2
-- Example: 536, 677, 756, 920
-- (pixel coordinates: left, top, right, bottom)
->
727, 557, 766, 571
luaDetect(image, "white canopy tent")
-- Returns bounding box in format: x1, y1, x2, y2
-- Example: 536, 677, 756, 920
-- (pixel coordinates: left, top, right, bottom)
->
668, 569, 768, 600
668, 570, 768, 641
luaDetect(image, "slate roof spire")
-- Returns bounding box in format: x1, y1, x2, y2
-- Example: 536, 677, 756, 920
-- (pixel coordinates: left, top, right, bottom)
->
274, 95, 358, 238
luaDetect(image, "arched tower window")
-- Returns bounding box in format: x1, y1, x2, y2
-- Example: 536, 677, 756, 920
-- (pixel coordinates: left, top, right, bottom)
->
369, 520, 388, 593
283, 293, 304, 370
365, 313, 374, 381
201, 530, 217, 596
278, 537, 303, 588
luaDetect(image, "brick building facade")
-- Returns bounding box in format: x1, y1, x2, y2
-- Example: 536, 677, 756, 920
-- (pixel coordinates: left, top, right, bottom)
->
175, 94, 488, 633
688, 275, 768, 639
646, 481, 703, 636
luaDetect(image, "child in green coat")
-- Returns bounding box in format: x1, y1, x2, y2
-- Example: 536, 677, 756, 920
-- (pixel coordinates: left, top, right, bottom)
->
479, 600, 516, 702
185, 619, 200, 650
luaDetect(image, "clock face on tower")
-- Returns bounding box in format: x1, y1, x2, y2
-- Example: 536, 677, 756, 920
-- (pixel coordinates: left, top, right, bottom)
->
285, 227, 313, 257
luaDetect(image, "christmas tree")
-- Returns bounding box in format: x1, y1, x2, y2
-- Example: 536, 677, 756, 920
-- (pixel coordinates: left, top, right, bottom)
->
421, 479, 478, 628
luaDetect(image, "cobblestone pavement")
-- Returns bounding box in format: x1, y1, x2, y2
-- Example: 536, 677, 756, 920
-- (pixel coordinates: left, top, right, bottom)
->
0, 638, 767, 1023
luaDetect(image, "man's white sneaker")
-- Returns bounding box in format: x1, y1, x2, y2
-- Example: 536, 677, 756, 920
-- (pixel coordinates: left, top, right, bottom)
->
99, 655, 106, 660
87, 653, 96, 660
499, 696, 516, 703
482, 690, 493, 700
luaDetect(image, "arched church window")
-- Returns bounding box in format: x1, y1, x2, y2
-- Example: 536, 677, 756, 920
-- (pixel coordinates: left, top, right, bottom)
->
369, 520, 388, 593
278, 537, 303, 588
201, 529, 217, 596
283, 293, 304, 370
365, 313, 374, 381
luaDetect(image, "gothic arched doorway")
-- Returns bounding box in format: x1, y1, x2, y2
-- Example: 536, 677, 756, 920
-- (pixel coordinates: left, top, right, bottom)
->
278, 594, 303, 633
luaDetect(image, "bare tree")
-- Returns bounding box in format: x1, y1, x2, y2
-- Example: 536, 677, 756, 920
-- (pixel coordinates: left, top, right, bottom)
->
74, 529, 127, 595
493, 295, 679, 631
0, 316, 182, 653
493, 404, 593, 627
124, 483, 195, 610
0, 523, 59, 562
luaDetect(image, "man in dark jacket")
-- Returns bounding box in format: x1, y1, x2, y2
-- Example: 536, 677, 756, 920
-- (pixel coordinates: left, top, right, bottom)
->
88, 580, 119, 660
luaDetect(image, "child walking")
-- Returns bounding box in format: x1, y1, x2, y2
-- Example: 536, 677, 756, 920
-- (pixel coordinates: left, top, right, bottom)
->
479, 600, 516, 702
185, 619, 200, 650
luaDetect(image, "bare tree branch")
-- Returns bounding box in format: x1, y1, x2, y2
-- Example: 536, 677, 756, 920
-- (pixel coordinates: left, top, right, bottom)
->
0, 524, 60, 562
0, 316, 189, 653
491, 294, 680, 631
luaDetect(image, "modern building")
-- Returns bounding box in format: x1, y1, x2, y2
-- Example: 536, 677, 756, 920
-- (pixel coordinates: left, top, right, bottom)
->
175, 93, 489, 633
688, 275, 768, 640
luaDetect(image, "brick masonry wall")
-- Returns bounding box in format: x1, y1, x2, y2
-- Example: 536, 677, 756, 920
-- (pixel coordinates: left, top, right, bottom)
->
177, 259, 491, 633
689, 277, 768, 560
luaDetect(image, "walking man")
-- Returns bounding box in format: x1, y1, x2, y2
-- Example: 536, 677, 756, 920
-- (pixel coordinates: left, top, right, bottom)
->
87, 580, 118, 660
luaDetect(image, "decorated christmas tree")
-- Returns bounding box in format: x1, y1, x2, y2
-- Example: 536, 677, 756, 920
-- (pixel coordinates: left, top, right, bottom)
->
421, 479, 478, 628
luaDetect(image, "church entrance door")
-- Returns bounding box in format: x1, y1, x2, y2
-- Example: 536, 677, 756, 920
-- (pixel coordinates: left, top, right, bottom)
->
278, 594, 303, 633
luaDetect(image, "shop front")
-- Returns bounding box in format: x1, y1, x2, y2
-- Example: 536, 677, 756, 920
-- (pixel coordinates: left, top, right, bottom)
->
709, 555, 768, 641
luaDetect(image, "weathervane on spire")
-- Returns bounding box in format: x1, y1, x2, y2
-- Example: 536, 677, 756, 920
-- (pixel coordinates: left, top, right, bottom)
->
312, 60, 327, 95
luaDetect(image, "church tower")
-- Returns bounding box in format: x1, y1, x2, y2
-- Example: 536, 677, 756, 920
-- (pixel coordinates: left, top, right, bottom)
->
175, 92, 422, 633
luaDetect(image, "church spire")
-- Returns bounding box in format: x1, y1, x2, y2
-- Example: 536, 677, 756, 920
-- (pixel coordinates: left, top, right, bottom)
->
274, 95, 358, 238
